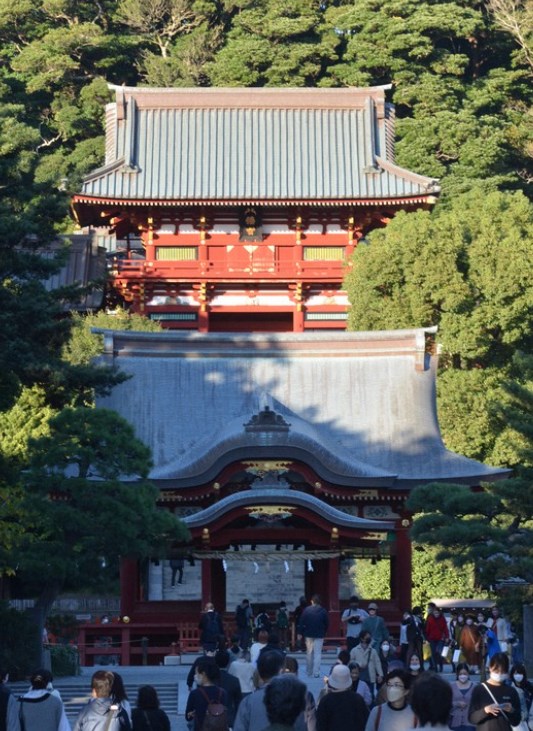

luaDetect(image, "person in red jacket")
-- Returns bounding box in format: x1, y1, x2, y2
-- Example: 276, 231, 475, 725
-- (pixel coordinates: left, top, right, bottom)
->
425, 606, 450, 672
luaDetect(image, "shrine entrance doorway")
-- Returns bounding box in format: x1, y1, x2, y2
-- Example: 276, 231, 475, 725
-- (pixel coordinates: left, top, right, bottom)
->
208, 312, 294, 332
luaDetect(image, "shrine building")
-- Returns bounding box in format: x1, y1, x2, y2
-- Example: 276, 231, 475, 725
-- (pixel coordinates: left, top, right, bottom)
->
71, 85, 440, 333
72, 87, 508, 663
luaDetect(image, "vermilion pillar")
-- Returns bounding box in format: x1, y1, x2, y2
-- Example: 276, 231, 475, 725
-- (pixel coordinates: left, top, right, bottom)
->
392, 524, 412, 611
120, 558, 139, 618
327, 557, 340, 635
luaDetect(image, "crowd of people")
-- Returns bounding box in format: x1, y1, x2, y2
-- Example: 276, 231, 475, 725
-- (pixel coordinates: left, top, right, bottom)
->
0, 599, 528, 731
187, 597, 530, 731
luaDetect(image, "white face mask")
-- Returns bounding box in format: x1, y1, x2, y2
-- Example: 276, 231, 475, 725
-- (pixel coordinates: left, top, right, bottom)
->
194, 673, 202, 685
466, 619, 473, 625
387, 686, 406, 704
458, 675, 469, 684
381, 644, 390, 653
490, 672, 507, 683
514, 674, 524, 683
410, 663, 420, 671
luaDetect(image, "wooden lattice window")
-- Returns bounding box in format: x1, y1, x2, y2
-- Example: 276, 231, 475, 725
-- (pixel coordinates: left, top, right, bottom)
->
303, 247, 345, 261
156, 247, 198, 261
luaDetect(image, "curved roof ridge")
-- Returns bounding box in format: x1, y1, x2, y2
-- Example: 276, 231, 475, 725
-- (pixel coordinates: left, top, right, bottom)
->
150, 410, 396, 484
182, 487, 394, 530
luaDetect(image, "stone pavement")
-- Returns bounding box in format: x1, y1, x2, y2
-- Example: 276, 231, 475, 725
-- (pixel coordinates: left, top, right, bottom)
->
9, 652, 457, 731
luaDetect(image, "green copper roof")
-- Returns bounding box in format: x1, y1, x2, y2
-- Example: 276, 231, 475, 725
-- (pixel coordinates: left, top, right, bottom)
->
78, 86, 439, 204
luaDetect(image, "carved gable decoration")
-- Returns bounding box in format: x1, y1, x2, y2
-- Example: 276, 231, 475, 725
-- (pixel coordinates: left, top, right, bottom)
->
244, 406, 290, 433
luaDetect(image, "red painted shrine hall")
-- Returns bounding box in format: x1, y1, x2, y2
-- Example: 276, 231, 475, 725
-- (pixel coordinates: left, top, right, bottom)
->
72, 87, 508, 664
71, 85, 441, 332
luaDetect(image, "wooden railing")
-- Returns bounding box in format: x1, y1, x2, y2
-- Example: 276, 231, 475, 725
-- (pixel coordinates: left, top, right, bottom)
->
110, 258, 347, 282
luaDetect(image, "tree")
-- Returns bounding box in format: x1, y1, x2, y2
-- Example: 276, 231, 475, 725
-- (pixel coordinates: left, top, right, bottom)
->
486, 0, 533, 72
345, 188, 533, 464
324, 0, 532, 193
208, 0, 340, 86
352, 545, 482, 608
63, 307, 162, 367
407, 354, 533, 592
7, 406, 188, 662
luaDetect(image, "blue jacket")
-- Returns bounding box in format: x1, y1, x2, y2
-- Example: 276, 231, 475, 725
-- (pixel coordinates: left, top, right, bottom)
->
300, 604, 329, 639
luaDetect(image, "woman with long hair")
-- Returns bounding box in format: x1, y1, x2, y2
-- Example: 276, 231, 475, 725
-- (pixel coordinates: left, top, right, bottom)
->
132, 686, 170, 731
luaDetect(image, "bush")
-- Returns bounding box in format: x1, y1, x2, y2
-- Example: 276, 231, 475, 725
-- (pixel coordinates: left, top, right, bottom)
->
50, 644, 79, 677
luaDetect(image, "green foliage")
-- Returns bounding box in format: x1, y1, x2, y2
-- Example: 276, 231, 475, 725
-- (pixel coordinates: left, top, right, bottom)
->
208, 0, 339, 86
0, 601, 39, 679
352, 545, 481, 608
407, 482, 533, 595
63, 308, 161, 366
9, 407, 188, 603
345, 189, 533, 466
352, 559, 390, 600
49, 644, 80, 676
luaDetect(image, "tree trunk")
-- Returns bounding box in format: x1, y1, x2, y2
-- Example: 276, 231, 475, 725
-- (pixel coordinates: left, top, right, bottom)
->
27, 581, 64, 669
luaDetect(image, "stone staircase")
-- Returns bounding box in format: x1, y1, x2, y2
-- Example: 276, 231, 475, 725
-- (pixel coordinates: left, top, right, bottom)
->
9, 680, 179, 725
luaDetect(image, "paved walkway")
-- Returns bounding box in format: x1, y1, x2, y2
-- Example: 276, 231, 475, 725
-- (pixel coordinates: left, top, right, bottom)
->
11, 653, 457, 731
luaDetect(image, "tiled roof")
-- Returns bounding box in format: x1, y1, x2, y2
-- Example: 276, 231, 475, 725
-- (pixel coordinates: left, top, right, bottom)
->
94, 329, 508, 488
77, 86, 439, 204
182, 488, 393, 530
41, 234, 105, 311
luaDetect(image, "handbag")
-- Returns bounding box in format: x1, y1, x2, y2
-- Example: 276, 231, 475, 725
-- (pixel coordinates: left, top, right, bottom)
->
482, 683, 525, 731
452, 649, 462, 663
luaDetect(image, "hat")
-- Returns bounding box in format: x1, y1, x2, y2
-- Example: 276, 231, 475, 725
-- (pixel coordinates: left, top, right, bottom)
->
327, 665, 352, 692
368, 602, 378, 610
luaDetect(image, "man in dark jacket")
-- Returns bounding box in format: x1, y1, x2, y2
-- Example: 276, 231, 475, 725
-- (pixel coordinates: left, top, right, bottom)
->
215, 650, 243, 727
299, 594, 329, 678
73, 670, 130, 730
199, 602, 225, 652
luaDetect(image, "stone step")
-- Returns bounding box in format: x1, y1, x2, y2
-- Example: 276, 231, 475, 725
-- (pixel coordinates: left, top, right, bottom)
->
9, 681, 179, 721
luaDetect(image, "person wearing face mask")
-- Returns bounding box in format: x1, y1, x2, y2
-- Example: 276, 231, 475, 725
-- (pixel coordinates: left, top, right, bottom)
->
185, 658, 228, 731
378, 639, 395, 681
509, 664, 531, 726
508, 664, 533, 715
341, 596, 369, 653
349, 631, 383, 701
460, 615, 482, 675
425, 607, 449, 673
364, 669, 414, 731
468, 652, 521, 731
450, 664, 476, 731
408, 655, 422, 679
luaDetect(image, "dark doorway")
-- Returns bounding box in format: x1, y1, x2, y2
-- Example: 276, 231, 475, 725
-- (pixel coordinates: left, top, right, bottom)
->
208, 312, 294, 332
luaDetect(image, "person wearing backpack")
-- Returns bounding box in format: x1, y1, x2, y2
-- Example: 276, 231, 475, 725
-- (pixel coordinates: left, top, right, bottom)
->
185, 658, 229, 731
235, 600, 253, 651
199, 603, 225, 653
